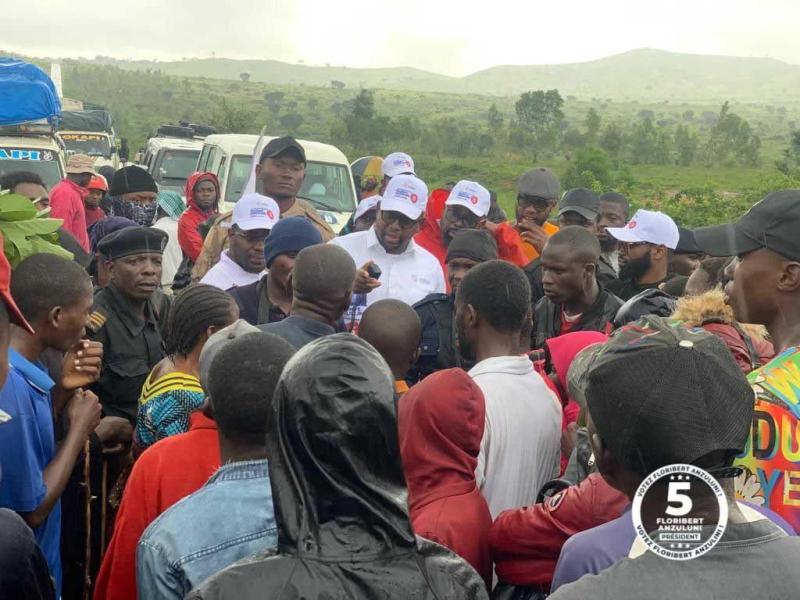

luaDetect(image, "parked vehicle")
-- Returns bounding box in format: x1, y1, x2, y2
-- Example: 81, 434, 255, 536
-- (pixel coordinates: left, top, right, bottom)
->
139, 126, 203, 195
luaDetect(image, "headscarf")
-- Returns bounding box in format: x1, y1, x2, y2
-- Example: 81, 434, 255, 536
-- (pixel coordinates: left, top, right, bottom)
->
156, 191, 185, 220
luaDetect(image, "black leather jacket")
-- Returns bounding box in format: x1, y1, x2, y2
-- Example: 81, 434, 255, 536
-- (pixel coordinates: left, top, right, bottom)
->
531, 287, 623, 350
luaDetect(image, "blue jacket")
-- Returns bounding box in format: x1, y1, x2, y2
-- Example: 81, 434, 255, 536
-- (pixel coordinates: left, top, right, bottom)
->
136, 459, 275, 600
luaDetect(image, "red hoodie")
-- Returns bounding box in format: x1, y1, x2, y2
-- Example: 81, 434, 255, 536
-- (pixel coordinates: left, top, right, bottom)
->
399, 368, 493, 589
414, 188, 529, 280
177, 172, 221, 262
92, 412, 220, 600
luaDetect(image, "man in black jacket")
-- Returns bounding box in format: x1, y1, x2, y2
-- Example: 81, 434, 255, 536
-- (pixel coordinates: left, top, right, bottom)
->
410, 229, 498, 382
525, 188, 617, 310
532, 226, 622, 349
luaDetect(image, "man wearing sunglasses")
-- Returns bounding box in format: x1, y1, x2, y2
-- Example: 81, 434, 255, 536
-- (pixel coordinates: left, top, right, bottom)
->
514, 167, 561, 263
416, 180, 528, 277
200, 194, 278, 291
605, 209, 680, 301
331, 174, 445, 331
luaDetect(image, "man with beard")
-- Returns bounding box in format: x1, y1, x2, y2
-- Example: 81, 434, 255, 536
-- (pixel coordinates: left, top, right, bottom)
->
331, 174, 445, 331
606, 209, 679, 301
457, 260, 561, 518
532, 227, 622, 349
596, 192, 629, 277
410, 229, 498, 382
200, 194, 278, 291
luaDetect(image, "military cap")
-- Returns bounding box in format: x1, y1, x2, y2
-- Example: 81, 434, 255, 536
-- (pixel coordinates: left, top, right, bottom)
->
97, 226, 168, 260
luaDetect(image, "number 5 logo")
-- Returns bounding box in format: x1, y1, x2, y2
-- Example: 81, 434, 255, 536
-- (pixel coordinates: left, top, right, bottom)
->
666, 481, 692, 516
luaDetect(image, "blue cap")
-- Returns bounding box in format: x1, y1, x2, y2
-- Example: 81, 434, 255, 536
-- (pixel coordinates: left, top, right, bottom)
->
263, 216, 323, 268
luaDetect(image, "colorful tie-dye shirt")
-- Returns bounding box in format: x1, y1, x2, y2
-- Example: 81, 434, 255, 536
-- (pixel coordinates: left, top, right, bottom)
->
735, 346, 800, 533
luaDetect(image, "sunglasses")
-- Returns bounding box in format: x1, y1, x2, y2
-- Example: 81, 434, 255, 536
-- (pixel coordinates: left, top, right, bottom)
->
380, 210, 417, 229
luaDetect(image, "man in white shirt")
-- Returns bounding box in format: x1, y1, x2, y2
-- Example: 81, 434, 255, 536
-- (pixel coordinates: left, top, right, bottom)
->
201, 193, 278, 291
456, 259, 562, 518
331, 174, 445, 331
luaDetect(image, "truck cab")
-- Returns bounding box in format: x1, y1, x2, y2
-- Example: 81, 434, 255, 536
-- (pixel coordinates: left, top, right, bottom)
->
140, 130, 203, 196
0, 128, 66, 190
57, 130, 118, 170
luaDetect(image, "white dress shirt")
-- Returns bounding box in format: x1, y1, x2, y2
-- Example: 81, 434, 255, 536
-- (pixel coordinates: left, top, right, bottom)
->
200, 251, 265, 291
470, 355, 562, 519
330, 226, 445, 324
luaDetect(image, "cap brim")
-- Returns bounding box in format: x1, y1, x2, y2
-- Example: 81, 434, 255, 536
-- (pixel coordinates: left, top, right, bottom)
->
1, 291, 34, 335
264, 147, 306, 163
692, 223, 762, 257
379, 198, 422, 220
559, 206, 598, 221
606, 226, 646, 243
234, 220, 275, 232
445, 198, 486, 218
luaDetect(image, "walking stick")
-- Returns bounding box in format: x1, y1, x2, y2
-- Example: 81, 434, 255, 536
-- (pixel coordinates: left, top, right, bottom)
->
100, 458, 108, 557
82, 439, 92, 600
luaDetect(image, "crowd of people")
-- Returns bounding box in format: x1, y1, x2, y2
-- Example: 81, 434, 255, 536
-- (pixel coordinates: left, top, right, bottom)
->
0, 137, 799, 600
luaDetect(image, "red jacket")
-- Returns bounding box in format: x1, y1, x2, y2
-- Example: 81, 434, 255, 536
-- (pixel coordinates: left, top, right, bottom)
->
399, 368, 493, 589
702, 322, 774, 373
489, 472, 628, 587
92, 412, 220, 600
50, 178, 90, 252
543, 332, 609, 474
177, 172, 220, 262
414, 189, 529, 282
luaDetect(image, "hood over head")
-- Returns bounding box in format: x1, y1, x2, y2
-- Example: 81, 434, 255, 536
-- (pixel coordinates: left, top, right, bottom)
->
267, 333, 416, 558
399, 369, 485, 513
545, 331, 609, 390
185, 171, 221, 214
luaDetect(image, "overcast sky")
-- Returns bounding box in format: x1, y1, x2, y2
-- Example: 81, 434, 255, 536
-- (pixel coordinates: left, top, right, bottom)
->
4, 0, 800, 76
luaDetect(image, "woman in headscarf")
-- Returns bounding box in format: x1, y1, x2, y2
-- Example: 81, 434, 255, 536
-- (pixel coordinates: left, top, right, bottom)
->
152, 191, 186, 288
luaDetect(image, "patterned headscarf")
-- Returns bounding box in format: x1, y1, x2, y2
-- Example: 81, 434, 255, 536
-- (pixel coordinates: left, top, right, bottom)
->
100, 195, 158, 227
156, 191, 185, 220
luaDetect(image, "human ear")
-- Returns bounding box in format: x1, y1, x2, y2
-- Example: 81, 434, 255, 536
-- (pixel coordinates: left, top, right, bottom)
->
48, 306, 62, 329
778, 262, 800, 293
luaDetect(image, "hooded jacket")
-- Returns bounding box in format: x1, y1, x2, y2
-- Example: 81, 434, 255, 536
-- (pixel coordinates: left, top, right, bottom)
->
399, 369, 493, 588
544, 332, 609, 474
188, 334, 488, 600
532, 287, 622, 350
672, 289, 774, 373
177, 172, 220, 262
414, 189, 529, 280
489, 473, 628, 588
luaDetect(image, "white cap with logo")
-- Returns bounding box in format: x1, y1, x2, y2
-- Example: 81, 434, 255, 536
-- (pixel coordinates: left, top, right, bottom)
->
607, 209, 680, 249
445, 180, 490, 218
230, 193, 280, 231
354, 195, 381, 221
379, 174, 428, 220
382, 152, 415, 178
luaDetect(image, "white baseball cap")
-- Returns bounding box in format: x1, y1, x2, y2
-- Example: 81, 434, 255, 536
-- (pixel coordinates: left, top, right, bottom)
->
231, 193, 280, 231
607, 209, 680, 249
445, 180, 490, 218
354, 195, 381, 221
382, 152, 415, 178
380, 174, 428, 220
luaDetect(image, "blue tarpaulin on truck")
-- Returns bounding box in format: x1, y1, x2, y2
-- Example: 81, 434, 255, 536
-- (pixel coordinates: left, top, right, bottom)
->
0, 58, 61, 126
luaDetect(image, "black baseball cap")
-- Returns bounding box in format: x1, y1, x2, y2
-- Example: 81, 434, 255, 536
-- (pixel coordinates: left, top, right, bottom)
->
259, 136, 306, 164
569, 316, 754, 475
675, 227, 702, 254
693, 190, 800, 261
558, 188, 600, 221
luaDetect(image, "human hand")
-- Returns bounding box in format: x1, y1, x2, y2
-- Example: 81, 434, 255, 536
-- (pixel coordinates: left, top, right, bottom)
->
352, 261, 382, 295
94, 416, 133, 454
66, 389, 102, 438
61, 340, 103, 391
516, 220, 549, 253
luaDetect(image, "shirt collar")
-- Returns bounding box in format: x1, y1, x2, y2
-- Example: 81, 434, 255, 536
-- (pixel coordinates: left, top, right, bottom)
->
189, 411, 216, 431
8, 348, 55, 394
366, 225, 416, 256
107, 284, 158, 336
208, 458, 269, 484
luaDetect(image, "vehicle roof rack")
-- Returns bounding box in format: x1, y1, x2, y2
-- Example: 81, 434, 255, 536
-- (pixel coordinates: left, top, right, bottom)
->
156, 124, 195, 139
